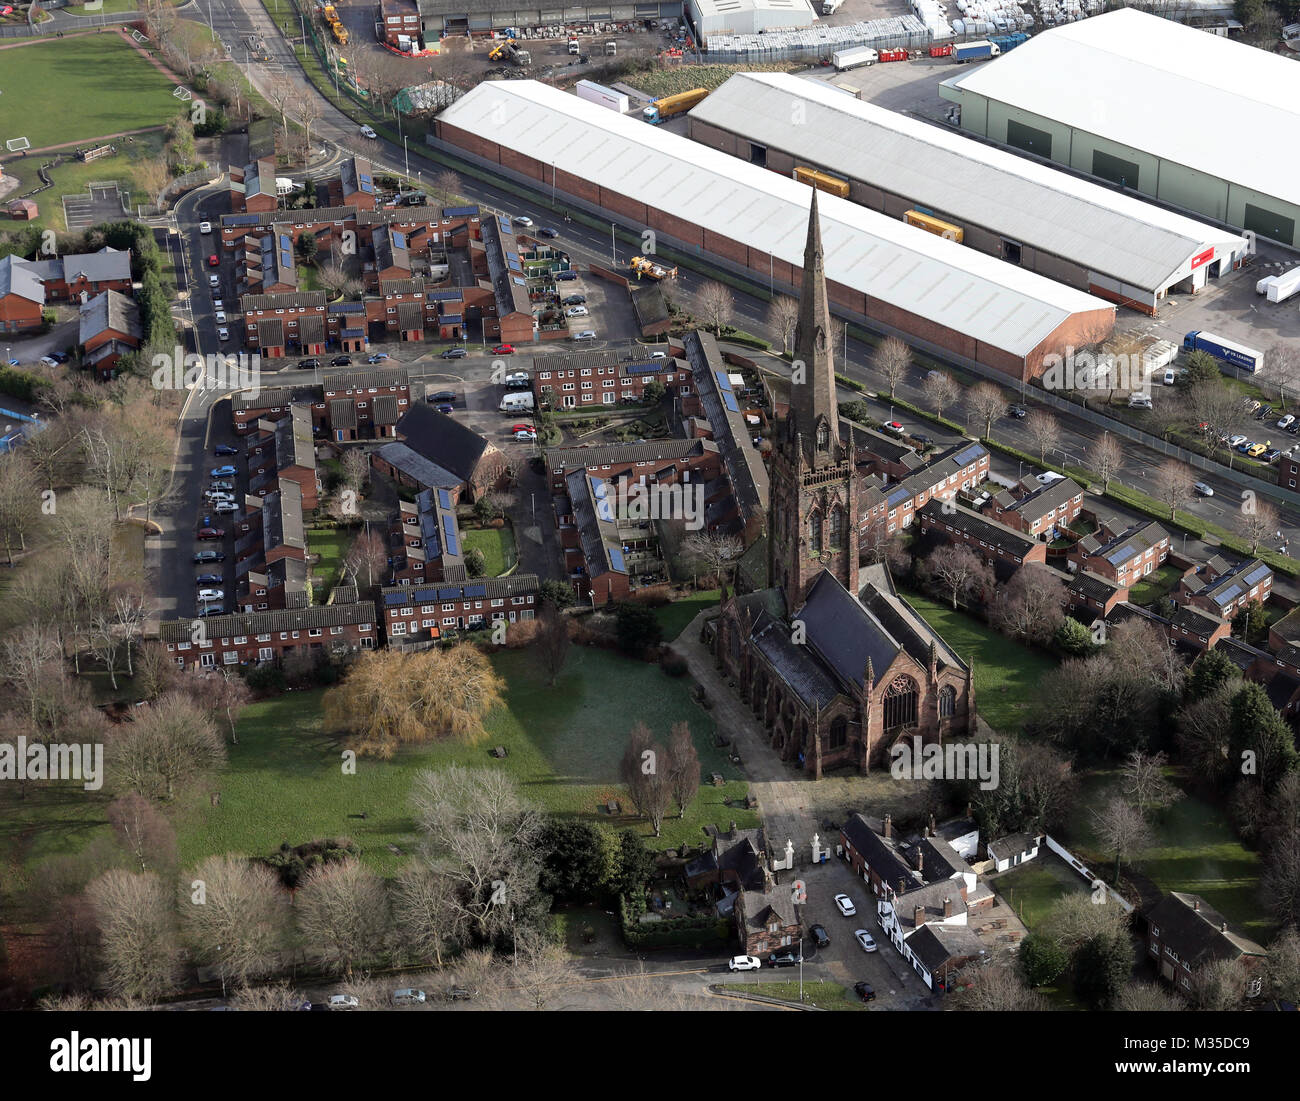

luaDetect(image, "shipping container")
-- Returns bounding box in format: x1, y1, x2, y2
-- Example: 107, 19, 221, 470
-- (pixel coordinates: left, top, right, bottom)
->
929, 43, 954, 57
576, 79, 629, 114
1266, 266, 1300, 304
904, 209, 964, 244
1183, 330, 1264, 374
794, 166, 851, 199
878, 48, 909, 62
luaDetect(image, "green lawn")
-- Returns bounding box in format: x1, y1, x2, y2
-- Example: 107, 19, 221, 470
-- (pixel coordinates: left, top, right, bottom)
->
462, 524, 515, 577
743, 980, 868, 1011
307, 526, 355, 596
170, 647, 751, 874
1127, 564, 1182, 607
0, 35, 183, 152
902, 592, 1058, 734
656, 589, 721, 641
65, 0, 142, 14
992, 852, 1091, 930
1059, 772, 1269, 941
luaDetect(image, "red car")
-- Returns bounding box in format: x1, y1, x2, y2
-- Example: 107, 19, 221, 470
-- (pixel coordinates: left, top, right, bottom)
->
196, 527, 226, 540
492, 343, 515, 355
207, 254, 220, 267
511, 423, 535, 433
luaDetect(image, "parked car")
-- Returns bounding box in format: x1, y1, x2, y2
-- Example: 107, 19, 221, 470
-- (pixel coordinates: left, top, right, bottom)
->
210, 465, 237, 477
327, 994, 359, 1011
208, 274, 220, 288
555, 270, 578, 281
511, 423, 536, 434
854, 929, 878, 953
197, 606, 227, 617
492, 344, 516, 355
445, 986, 477, 1001
216, 327, 230, 342
297, 358, 319, 370
513, 429, 537, 441
428, 391, 456, 403
911, 433, 933, 448
196, 527, 226, 540
727, 955, 761, 972
1263, 449, 1282, 463
207, 254, 220, 268
204, 492, 236, 504
881, 421, 905, 436
538, 227, 559, 238
834, 894, 856, 917
213, 502, 239, 514
853, 981, 876, 1003
573, 330, 597, 341
50, 351, 70, 364
193, 550, 226, 564
391, 989, 426, 1005
1193, 482, 1214, 497
513, 215, 534, 227
1279, 415, 1295, 430
359, 125, 377, 139
1128, 393, 1153, 409
649, 350, 668, 359
195, 574, 224, 585
39, 355, 59, 368
768, 950, 803, 968
214, 444, 239, 456
1247, 443, 1268, 458
1236, 441, 1255, 454
199, 221, 213, 234
1008, 404, 1027, 418
366, 352, 390, 363
214, 310, 227, 324
810, 924, 830, 949
565, 305, 589, 317
1228, 435, 1248, 448
1256, 405, 1274, 421
209, 479, 234, 491
436, 403, 455, 414
441, 347, 468, 359
562, 294, 587, 305
331, 355, 352, 367
197, 588, 224, 602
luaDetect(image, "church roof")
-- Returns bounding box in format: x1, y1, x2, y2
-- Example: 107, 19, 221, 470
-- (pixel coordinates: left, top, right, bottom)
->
750, 609, 841, 709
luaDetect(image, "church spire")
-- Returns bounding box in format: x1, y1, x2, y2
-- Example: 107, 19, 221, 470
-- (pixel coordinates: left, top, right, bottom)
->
790, 188, 840, 470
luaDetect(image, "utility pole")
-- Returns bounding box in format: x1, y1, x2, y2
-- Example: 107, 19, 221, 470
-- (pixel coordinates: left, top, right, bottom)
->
610, 223, 617, 264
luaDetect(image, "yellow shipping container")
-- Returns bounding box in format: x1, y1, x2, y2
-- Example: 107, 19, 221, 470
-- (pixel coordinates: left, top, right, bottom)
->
794, 166, 850, 199
903, 210, 964, 244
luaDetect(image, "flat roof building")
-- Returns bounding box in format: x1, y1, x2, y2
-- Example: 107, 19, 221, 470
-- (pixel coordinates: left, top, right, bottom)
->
940, 8, 1300, 247
687, 0, 816, 36
435, 79, 1116, 380
415, 0, 684, 36
690, 72, 1248, 315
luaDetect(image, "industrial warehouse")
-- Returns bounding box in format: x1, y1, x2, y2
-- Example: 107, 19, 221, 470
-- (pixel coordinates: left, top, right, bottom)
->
689, 72, 1249, 316
413, 1, 684, 36
432, 80, 1116, 380
940, 8, 1300, 248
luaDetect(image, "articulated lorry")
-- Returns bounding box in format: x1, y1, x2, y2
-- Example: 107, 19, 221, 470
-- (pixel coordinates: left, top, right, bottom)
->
831, 46, 877, 70
953, 40, 1000, 62
642, 88, 708, 123
1183, 330, 1264, 374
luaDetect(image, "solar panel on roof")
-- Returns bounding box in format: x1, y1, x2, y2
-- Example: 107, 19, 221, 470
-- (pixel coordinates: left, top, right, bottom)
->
624, 362, 661, 374
442, 515, 456, 538
384, 591, 408, 605
279, 234, 291, 249
953, 444, 984, 465
445, 532, 459, 556
280, 251, 293, 268
465, 583, 487, 598
887, 485, 911, 506
414, 589, 438, 602
608, 548, 625, 572
1243, 563, 1271, 586
438, 587, 461, 600
722, 391, 740, 413
443, 205, 479, 217
1215, 584, 1243, 605
225, 213, 262, 227
437, 489, 452, 509
715, 370, 732, 391
393, 232, 407, 249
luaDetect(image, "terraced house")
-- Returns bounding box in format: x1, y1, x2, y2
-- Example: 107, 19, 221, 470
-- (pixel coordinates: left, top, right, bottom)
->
918, 499, 1048, 576
986, 475, 1085, 540
1069, 517, 1171, 585
379, 575, 540, 648
1175, 554, 1272, 620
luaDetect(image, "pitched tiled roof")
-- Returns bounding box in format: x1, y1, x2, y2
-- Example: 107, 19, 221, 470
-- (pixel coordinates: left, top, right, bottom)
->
919, 499, 1036, 558
158, 599, 378, 642
1144, 892, 1266, 966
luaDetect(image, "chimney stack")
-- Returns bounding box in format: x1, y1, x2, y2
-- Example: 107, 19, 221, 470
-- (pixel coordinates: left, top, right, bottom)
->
914, 904, 925, 929
929, 812, 936, 837
1193, 899, 1200, 912
884, 814, 892, 840
1221, 921, 1228, 933
897, 877, 906, 896
943, 896, 954, 919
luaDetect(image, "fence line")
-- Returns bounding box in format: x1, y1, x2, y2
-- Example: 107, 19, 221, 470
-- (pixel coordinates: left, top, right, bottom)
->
1044, 834, 1134, 914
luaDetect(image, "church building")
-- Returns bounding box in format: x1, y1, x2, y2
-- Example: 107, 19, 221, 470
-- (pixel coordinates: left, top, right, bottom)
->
713, 191, 975, 777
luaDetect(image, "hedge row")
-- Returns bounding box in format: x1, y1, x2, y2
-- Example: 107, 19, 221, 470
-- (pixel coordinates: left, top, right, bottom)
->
619, 895, 732, 949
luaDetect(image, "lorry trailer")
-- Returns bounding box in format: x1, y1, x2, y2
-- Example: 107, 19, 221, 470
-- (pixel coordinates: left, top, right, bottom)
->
1183, 330, 1264, 374
642, 88, 708, 123
576, 79, 629, 114
953, 40, 1001, 62
794, 166, 850, 199
904, 209, 964, 243
831, 46, 878, 71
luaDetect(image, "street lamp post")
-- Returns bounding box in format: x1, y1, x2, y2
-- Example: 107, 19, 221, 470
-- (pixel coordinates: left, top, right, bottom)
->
798, 935, 804, 1003
610, 223, 617, 264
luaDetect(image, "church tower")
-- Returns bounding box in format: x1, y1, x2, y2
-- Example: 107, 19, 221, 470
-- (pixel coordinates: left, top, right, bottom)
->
769, 189, 860, 616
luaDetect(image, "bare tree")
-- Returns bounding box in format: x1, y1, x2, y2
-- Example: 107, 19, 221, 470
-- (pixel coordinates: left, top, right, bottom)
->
619, 722, 672, 837
1024, 409, 1059, 465
1152, 460, 1195, 521
927, 542, 990, 611
107, 793, 177, 873
1264, 925, 1300, 1004
1186, 381, 1246, 467
1039, 892, 1131, 952
295, 858, 391, 979
434, 168, 462, 208
875, 336, 911, 399
921, 370, 959, 419
265, 77, 296, 139
681, 531, 743, 590
1091, 795, 1152, 882
189, 668, 253, 745
947, 954, 1046, 1012
1116, 980, 1184, 1011
1121, 750, 1183, 813
1269, 342, 1300, 409
1087, 433, 1124, 493
697, 281, 734, 336
1191, 957, 1248, 1011
534, 601, 570, 687
390, 863, 467, 967
966, 382, 1006, 440
86, 869, 181, 1003
293, 90, 322, 155
182, 855, 291, 990
229, 983, 304, 1012
1175, 684, 1235, 786
768, 296, 799, 357
1261, 832, 1300, 930
502, 935, 573, 1012
665, 721, 700, 819
988, 564, 1065, 647
0, 452, 43, 564
108, 692, 226, 801
1235, 496, 1280, 556
343, 527, 389, 590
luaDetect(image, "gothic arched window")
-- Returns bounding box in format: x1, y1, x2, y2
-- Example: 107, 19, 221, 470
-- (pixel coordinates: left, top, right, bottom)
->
829, 715, 848, 750
828, 505, 844, 549
883, 675, 919, 731
816, 419, 830, 451
809, 511, 823, 554
939, 685, 956, 720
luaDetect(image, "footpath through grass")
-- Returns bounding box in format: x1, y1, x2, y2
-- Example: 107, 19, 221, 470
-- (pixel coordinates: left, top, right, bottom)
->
173, 646, 752, 875
901, 591, 1058, 734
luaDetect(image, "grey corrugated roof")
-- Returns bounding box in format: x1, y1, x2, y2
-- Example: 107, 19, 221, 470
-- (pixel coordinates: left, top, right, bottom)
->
0, 254, 44, 304
60, 247, 131, 285
374, 441, 462, 489
695, 72, 1244, 293
78, 289, 140, 344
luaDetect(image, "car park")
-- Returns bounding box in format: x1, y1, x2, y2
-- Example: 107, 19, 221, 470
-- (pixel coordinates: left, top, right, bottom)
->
331, 355, 352, 367
193, 550, 226, 564
441, 347, 467, 359
392, 989, 426, 1005
834, 893, 856, 917
562, 295, 586, 305
297, 358, 319, 370
565, 305, 589, 317
882, 421, 905, 436
428, 390, 455, 403
768, 950, 803, 968
854, 929, 878, 953
853, 982, 876, 1003
728, 955, 761, 972
1193, 482, 1214, 497
211, 465, 237, 477
573, 330, 596, 341
810, 924, 830, 949
197, 588, 224, 602
1008, 404, 1027, 418
195, 574, 224, 585
199, 221, 212, 234
366, 352, 390, 363
214, 444, 240, 456
359, 125, 377, 139
197, 527, 225, 540
328, 994, 359, 1010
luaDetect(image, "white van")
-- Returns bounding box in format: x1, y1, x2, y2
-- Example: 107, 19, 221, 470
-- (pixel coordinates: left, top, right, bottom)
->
499, 391, 535, 413
1128, 393, 1153, 409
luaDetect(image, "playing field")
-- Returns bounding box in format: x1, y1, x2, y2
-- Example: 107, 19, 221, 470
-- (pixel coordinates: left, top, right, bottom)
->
0, 33, 182, 151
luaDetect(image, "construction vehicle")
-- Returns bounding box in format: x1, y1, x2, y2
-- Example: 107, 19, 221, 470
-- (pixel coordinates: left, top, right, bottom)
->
568, 38, 581, 55
642, 87, 707, 123
489, 38, 531, 66
331, 21, 349, 45
629, 255, 677, 281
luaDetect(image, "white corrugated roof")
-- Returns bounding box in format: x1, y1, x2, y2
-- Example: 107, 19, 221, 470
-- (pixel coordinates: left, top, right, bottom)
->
945, 8, 1300, 209
438, 81, 1112, 358
692, 72, 1245, 292
691, 0, 816, 15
